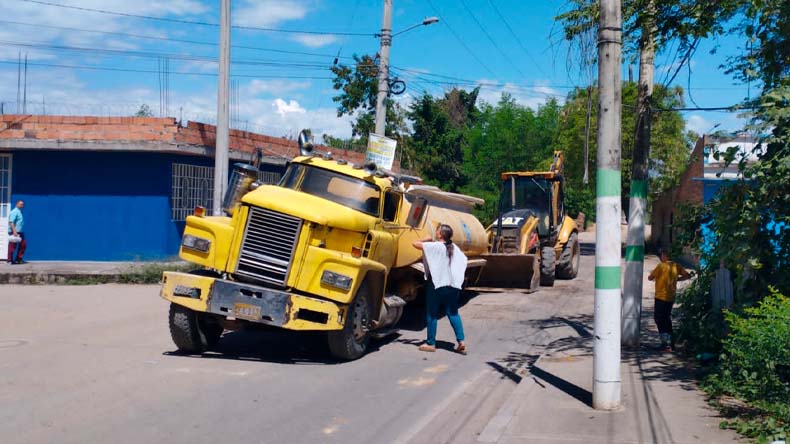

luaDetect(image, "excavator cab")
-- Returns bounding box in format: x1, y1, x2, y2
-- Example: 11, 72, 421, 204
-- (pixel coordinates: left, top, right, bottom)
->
477, 152, 580, 290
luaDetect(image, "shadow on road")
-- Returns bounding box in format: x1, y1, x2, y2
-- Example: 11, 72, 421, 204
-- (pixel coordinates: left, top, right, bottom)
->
163, 326, 403, 365
580, 241, 595, 256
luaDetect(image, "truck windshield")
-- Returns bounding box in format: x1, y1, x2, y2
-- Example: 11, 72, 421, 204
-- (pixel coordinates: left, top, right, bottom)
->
501, 176, 551, 234
279, 164, 381, 216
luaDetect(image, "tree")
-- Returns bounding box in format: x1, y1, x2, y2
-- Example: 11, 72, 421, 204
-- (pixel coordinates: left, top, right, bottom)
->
330, 54, 409, 143
554, 83, 689, 219
462, 94, 560, 223
134, 104, 153, 117
407, 88, 480, 192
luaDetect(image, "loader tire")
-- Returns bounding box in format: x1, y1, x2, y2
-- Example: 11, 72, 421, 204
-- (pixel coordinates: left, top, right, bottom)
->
168, 303, 222, 353
540, 246, 556, 287
556, 232, 580, 279
328, 284, 373, 360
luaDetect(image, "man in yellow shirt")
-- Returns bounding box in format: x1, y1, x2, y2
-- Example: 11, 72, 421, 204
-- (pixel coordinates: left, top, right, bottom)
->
648, 248, 692, 351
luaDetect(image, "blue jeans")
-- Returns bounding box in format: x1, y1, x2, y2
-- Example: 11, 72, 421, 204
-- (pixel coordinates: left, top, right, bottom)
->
425, 281, 465, 346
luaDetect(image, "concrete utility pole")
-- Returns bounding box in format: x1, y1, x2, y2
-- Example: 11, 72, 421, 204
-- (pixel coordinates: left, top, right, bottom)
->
374, 0, 393, 136
622, 0, 656, 347
593, 0, 622, 410
213, 0, 231, 216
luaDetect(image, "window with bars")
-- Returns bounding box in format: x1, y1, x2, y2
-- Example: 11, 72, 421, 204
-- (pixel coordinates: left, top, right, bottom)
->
171, 163, 281, 221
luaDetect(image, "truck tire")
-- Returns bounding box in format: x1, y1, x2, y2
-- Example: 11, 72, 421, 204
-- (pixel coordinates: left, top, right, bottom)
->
328, 284, 373, 360
556, 232, 580, 279
168, 303, 222, 353
540, 246, 556, 287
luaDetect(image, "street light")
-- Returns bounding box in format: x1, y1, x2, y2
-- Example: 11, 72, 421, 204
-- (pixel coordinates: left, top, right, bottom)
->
391, 16, 440, 37
373, 6, 440, 135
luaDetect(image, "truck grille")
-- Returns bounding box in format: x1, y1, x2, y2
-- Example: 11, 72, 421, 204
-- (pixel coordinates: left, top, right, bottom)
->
236, 206, 303, 287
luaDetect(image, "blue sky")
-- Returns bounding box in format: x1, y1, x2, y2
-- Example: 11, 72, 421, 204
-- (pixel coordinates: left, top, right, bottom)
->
0, 0, 751, 138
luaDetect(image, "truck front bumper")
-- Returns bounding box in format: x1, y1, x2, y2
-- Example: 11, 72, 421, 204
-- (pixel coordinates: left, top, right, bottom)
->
161, 272, 346, 331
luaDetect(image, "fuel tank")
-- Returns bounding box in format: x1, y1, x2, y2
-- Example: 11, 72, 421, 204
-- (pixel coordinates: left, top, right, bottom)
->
393, 185, 489, 269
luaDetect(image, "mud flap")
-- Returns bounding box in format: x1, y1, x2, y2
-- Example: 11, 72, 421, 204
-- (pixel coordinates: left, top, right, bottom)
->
474, 253, 540, 291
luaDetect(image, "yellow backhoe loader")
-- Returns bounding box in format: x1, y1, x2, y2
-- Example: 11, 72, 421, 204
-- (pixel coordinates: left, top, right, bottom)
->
477, 151, 581, 290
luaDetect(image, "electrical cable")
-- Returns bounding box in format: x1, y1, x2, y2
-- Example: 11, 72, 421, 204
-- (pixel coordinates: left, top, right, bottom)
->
0, 40, 366, 70
485, 0, 548, 77
0, 19, 355, 60
458, 0, 526, 78
18, 0, 377, 36
0, 59, 337, 79
425, 0, 497, 77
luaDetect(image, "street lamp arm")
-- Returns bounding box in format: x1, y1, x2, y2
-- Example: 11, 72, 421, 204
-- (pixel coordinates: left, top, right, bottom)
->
390, 16, 439, 37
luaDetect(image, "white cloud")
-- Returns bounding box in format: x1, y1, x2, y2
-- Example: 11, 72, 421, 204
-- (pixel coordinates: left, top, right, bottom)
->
685, 114, 713, 135
0, 0, 209, 60
247, 79, 311, 95
475, 79, 564, 109
290, 34, 339, 48
273, 98, 306, 115
233, 0, 308, 27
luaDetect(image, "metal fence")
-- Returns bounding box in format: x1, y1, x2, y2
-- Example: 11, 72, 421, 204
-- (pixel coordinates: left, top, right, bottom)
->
171, 163, 214, 221
171, 163, 281, 221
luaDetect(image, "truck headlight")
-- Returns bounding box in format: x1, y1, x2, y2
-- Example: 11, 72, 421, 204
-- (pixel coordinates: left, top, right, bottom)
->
182, 234, 211, 252
321, 270, 353, 291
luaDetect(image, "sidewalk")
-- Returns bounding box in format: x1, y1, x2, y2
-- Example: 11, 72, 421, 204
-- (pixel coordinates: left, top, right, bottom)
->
0, 261, 181, 284
477, 246, 743, 444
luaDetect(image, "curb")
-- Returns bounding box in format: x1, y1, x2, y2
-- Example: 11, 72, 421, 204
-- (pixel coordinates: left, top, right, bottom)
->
476, 354, 544, 443
0, 272, 129, 285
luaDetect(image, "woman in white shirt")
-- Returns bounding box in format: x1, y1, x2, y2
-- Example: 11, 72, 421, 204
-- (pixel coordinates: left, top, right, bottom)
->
412, 224, 468, 354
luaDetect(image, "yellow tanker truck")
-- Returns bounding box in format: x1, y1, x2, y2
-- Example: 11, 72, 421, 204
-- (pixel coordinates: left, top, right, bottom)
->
160, 130, 488, 360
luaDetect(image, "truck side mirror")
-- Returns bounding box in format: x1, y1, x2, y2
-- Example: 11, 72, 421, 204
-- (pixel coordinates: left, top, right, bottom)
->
405, 197, 427, 227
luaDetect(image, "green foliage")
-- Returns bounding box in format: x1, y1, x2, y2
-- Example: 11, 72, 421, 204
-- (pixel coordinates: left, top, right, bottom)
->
134, 104, 153, 117
462, 94, 560, 223
721, 289, 790, 403
63, 262, 199, 285
407, 89, 479, 191
553, 83, 690, 219
703, 288, 790, 442
330, 54, 409, 144
322, 134, 367, 153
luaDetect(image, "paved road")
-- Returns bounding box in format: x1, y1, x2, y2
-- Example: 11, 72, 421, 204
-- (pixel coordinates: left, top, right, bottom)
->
0, 245, 594, 444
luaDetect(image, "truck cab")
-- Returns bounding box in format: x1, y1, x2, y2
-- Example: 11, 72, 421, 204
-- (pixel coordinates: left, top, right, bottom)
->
160, 132, 487, 360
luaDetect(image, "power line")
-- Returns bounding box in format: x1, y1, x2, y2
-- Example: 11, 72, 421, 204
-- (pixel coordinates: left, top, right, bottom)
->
485, 0, 548, 77
390, 67, 570, 97
0, 20, 355, 60
0, 59, 336, 79
0, 40, 352, 70
425, 0, 497, 77
18, 0, 376, 36
458, 0, 526, 78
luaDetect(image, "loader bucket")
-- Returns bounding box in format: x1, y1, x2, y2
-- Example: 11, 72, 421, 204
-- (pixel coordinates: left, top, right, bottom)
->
475, 253, 540, 291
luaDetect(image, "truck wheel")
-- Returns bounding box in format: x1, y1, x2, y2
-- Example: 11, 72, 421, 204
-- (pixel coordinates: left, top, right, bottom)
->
540, 246, 556, 287
328, 285, 373, 360
556, 232, 580, 279
168, 303, 222, 353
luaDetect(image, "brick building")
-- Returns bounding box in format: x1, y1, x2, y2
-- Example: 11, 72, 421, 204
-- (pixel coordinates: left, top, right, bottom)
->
651, 133, 759, 260
0, 115, 369, 261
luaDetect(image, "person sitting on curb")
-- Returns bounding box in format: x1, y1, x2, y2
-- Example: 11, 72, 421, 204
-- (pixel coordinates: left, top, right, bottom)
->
412, 223, 468, 355
648, 248, 692, 351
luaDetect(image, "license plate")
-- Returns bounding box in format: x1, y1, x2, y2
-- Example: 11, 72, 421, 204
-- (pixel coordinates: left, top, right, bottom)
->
233, 303, 261, 320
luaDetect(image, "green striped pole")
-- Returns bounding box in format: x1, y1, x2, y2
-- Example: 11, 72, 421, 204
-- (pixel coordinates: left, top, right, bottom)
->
623, 6, 655, 347
593, 0, 622, 411
622, 179, 647, 346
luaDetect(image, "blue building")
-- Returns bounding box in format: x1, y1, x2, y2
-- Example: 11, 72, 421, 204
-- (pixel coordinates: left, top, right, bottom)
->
0, 116, 291, 261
